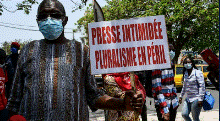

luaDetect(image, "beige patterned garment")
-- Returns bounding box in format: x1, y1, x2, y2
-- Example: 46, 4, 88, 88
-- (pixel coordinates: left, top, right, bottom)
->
104, 75, 140, 121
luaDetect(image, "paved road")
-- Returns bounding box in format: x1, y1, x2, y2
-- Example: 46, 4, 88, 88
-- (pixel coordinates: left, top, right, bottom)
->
89, 87, 219, 121
147, 87, 219, 113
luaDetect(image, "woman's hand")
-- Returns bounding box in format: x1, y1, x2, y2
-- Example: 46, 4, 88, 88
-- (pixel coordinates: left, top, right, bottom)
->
179, 97, 182, 104
162, 112, 170, 121
124, 90, 144, 112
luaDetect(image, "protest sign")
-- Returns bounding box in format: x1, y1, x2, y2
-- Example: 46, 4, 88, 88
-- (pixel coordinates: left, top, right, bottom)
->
88, 15, 171, 75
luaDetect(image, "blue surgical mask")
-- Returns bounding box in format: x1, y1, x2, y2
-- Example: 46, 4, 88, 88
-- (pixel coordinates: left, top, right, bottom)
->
184, 63, 192, 69
38, 17, 63, 40
11, 47, 18, 54
169, 50, 175, 60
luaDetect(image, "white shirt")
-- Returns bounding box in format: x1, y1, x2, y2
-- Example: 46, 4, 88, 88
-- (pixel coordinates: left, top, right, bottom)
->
180, 68, 206, 102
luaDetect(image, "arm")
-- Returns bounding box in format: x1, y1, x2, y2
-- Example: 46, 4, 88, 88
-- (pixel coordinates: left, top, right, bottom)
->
197, 71, 206, 101
152, 70, 169, 114
95, 90, 143, 111
100, 74, 145, 112
95, 94, 126, 110
179, 73, 186, 99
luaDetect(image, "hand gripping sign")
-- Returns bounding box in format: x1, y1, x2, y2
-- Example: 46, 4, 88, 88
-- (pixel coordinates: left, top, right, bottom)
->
88, 15, 171, 75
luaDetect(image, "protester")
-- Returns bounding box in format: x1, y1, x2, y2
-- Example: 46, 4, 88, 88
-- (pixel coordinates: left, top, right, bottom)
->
152, 44, 179, 121
5, 42, 20, 99
0, 49, 9, 121
103, 72, 146, 121
179, 57, 206, 121
6, 0, 144, 120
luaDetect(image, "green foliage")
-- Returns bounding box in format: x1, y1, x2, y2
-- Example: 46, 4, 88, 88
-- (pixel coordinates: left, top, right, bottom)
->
17, 0, 38, 14
75, 0, 219, 63
0, 0, 88, 15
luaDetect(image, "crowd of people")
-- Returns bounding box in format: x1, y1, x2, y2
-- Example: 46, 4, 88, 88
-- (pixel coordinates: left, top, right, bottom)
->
0, 0, 218, 121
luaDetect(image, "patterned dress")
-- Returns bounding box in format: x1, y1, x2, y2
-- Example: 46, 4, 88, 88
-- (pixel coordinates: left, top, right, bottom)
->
152, 68, 179, 114
103, 72, 146, 121
6, 39, 103, 121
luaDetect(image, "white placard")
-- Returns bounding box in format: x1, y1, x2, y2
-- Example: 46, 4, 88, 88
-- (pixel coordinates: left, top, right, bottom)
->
88, 15, 171, 75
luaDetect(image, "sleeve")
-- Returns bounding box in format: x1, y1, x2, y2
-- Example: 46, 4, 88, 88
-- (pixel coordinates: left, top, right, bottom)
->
196, 70, 206, 101
152, 69, 169, 114
180, 74, 186, 98
6, 46, 26, 113
103, 75, 125, 98
84, 47, 104, 112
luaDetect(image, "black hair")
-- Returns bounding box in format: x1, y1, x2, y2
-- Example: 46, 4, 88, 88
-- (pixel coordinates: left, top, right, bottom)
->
182, 56, 198, 78
37, 0, 66, 16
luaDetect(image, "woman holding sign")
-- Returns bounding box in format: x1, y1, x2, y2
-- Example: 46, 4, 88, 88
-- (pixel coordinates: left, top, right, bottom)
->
103, 72, 146, 121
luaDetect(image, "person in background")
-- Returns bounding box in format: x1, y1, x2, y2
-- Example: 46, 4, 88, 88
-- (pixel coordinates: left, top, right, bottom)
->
135, 70, 153, 121
0, 48, 9, 121
6, 0, 144, 120
5, 42, 20, 99
103, 72, 146, 121
152, 44, 179, 121
207, 63, 219, 90
179, 57, 205, 121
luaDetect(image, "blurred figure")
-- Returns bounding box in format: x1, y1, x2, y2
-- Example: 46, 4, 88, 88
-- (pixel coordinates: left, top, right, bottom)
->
179, 57, 205, 121
152, 44, 179, 121
103, 72, 146, 121
200, 48, 219, 90
0, 48, 9, 121
5, 42, 20, 99
207, 63, 219, 90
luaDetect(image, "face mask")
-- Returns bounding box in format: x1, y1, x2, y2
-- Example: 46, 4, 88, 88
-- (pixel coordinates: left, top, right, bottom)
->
38, 17, 63, 40
169, 50, 175, 60
11, 47, 18, 54
184, 63, 192, 69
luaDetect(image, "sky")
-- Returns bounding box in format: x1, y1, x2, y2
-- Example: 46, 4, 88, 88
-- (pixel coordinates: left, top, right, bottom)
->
0, 0, 106, 46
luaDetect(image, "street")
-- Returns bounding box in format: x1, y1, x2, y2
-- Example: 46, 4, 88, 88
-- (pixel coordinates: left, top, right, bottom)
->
89, 87, 219, 121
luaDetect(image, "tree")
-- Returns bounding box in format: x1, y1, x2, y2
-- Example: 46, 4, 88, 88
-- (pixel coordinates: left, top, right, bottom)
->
0, 0, 89, 15
0, 0, 38, 15
75, 0, 219, 63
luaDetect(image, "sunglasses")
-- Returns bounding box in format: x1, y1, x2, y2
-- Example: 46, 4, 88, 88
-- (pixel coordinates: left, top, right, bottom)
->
37, 13, 64, 21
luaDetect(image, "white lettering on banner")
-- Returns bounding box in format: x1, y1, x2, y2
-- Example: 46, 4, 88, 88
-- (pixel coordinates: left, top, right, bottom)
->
88, 15, 171, 75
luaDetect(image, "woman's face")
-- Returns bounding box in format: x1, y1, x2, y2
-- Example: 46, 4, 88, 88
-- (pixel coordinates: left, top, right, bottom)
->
184, 58, 193, 70
185, 58, 192, 64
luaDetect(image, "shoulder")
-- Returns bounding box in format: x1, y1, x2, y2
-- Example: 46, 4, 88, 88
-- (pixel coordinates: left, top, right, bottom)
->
21, 40, 40, 50
194, 68, 203, 77
194, 68, 203, 74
